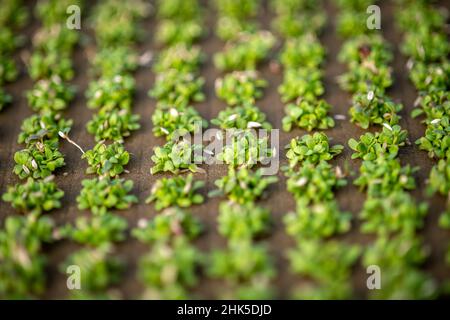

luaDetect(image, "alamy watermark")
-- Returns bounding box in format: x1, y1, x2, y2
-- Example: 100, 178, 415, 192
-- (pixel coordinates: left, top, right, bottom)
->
66, 5, 81, 30
66, 265, 81, 290
367, 5, 381, 30
366, 265, 381, 290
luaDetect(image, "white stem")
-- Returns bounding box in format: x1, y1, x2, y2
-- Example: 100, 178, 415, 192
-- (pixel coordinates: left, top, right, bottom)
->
58, 131, 85, 154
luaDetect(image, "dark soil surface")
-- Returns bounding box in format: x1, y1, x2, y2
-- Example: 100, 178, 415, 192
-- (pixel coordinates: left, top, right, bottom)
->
0, 0, 448, 299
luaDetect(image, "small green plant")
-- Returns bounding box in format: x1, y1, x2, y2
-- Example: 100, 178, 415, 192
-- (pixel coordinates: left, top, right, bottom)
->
217, 201, 271, 240
278, 69, 324, 102
362, 235, 437, 299
211, 104, 271, 130
86, 74, 135, 111
285, 132, 343, 168
415, 116, 450, 159
82, 141, 130, 177
427, 159, 450, 198
132, 208, 202, 244
61, 244, 123, 299
155, 19, 203, 46
152, 106, 207, 141
287, 239, 361, 299
2, 176, 63, 215
0, 215, 54, 299
0, 0, 29, 29
214, 0, 258, 41
401, 30, 450, 63
285, 161, 347, 203
338, 34, 392, 67
214, 0, 258, 21
149, 70, 205, 108
91, 0, 150, 47
284, 199, 351, 239
215, 71, 267, 106
13, 140, 65, 179
282, 98, 335, 132
408, 61, 450, 92
354, 157, 417, 197
35, 0, 84, 27
214, 31, 275, 71
209, 167, 277, 204
348, 124, 408, 160
360, 191, 427, 236
339, 63, 393, 94
27, 75, 75, 113
87, 109, 141, 142
150, 140, 204, 174
349, 90, 402, 129
60, 213, 128, 247
338, 35, 393, 93
279, 34, 325, 69
77, 177, 138, 215
272, 10, 325, 38
93, 46, 139, 77
32, 26, 79, 54
146, 174, 204, 210
411, 90, 450, 122
18, 113, 72, 145
29, 51, 74, 81
153, 44, 203, 74
208, 240, 275, 283
138, 237, 203, 299
216, 130, 274, 168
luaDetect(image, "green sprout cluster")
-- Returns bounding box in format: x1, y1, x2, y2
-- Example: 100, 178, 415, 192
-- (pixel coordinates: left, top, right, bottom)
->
277, 0, 355, 292
0, 215, 54, 299
287, 239, 361, 299
149, 1, 207, 180
211, 104, 272, 130
216, 129, 274, 169
77, 177, 137, 216
61, 244, 124, 299
2, 0, 449, 301
209, 167, 277, 204
150, 139, 204, 174
283, 132, 350, 241
362, 235, 436, 299
0, 0, 82, 298
277, 32, 334, 132
139, 0, 207, 300
336, 0, 376, 38
338, 35, 402, 128
397, 0, 450, 270
215, 70, 267, 106
59, 214, 128, 247
132, 208, 203, 244
214, 0, 260, 41
146, 174, 204, 211
57, 0, 150, 299
2, 176, 63, 215
214, 31, 276, 72
81, 141, 130, 177
285, 132, 344, 168
209, 1, 277, 298
337, 0, 437, 298
0, 0, 27, 110
271, 0, 325, 38
156, 0, 204, 45
207, 240, 275, 299
85, 0, 149, 143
